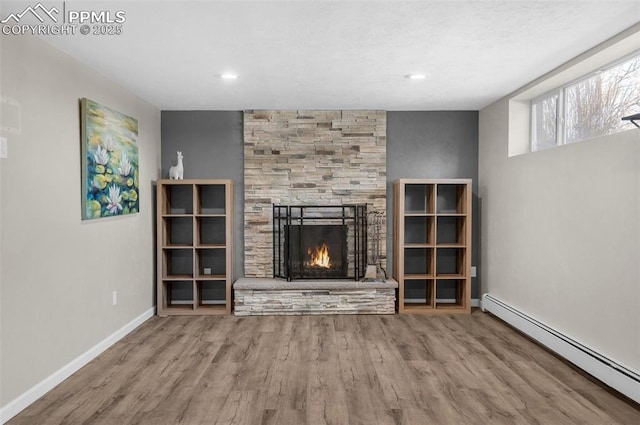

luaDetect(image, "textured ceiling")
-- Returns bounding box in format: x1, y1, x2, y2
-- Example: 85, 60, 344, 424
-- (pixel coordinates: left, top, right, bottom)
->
31, 0, 640, 110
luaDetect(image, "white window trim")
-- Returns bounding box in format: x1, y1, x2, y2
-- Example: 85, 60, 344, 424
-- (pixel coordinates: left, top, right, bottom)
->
507, 25, 640, 158
530, 50, 640, 152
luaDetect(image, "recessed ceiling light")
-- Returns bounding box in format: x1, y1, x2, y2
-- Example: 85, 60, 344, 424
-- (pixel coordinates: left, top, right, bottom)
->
406, 73, 428, 80
220, 73, 238, 80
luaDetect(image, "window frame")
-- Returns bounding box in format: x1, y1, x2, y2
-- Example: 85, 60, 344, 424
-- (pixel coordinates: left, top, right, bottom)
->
530, 50, 640, 152
531, 89, 562, 151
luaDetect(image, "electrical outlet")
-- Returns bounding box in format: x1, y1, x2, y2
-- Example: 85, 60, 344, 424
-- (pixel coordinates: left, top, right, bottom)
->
471, 266, 477, 278
0, 137, 7, 159
112, 291, 118, 306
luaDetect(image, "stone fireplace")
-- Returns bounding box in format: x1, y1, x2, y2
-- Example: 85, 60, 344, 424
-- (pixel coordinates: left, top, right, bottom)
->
244, 110, 387, 278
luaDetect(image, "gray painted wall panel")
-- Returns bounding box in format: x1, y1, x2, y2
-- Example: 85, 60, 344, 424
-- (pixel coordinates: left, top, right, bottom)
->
386, 111, 480, 298
161, 111, 244, 280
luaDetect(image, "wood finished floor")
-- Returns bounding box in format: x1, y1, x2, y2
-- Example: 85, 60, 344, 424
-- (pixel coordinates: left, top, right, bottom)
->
8, 311, 640, 425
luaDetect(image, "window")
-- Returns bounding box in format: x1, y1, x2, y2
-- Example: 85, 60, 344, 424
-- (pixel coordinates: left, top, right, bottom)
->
531, 91, 559, 151
531, 52, 640, 151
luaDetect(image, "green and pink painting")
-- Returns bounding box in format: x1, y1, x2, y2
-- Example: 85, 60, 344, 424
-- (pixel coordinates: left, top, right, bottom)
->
81, 98, 139, 220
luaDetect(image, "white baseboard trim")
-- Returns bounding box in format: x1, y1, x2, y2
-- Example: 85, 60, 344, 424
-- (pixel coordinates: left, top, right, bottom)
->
481, 293, 640, 404
0, 307, 155, 424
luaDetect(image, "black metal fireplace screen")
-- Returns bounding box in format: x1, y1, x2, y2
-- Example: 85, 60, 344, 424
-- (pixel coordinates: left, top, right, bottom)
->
273, 205, 367, 281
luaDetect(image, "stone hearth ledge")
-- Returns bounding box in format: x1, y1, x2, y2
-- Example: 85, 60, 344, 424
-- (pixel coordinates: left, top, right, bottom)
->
233, 278, 398, 316
234, 278, 397, 290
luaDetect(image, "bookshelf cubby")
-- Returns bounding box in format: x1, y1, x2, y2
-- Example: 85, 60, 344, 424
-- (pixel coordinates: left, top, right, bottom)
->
393, 179, 471, 313
157, 179, 233, 315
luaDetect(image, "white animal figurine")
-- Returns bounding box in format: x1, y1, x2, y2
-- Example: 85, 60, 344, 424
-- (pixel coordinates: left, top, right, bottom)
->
169, 151, 184, 180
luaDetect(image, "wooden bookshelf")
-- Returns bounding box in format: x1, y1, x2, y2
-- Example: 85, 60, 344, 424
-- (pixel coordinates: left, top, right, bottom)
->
393, 179, 471, 314
156, 179, 233, 315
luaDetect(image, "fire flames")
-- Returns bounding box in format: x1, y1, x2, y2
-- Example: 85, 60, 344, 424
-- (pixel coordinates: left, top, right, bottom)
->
306, 243, 332, 268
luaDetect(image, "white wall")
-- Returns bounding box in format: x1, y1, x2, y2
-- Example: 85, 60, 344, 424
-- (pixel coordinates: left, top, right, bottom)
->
479, 38, 640, 370
0, 34, 161, 407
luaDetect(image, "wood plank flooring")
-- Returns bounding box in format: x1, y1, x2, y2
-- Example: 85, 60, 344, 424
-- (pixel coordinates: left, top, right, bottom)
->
8, 311, 640, 425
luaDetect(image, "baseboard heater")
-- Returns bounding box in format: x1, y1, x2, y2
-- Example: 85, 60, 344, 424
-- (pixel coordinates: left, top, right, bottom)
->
481, 293, 640, 404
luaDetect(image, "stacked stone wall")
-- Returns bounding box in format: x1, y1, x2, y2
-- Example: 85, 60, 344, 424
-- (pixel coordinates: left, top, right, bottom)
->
244, 110, 387, 277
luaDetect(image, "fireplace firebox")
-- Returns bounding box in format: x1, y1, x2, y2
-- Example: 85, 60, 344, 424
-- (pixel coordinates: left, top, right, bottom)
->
273, 205, 367, 280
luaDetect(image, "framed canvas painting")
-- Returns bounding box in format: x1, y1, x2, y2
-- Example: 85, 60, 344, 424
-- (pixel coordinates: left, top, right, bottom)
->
81, 98, 139, 220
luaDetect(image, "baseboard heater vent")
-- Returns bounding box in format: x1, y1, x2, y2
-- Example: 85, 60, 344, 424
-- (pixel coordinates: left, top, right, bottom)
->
481, 293, 640, 404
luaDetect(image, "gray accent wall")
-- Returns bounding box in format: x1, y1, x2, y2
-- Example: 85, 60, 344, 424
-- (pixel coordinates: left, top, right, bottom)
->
160, 110, 480, 299
386, 111, 480, 298
161, 111, 244, 280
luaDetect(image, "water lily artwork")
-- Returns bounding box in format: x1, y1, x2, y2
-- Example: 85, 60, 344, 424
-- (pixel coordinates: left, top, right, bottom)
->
81, 98, 139, 220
